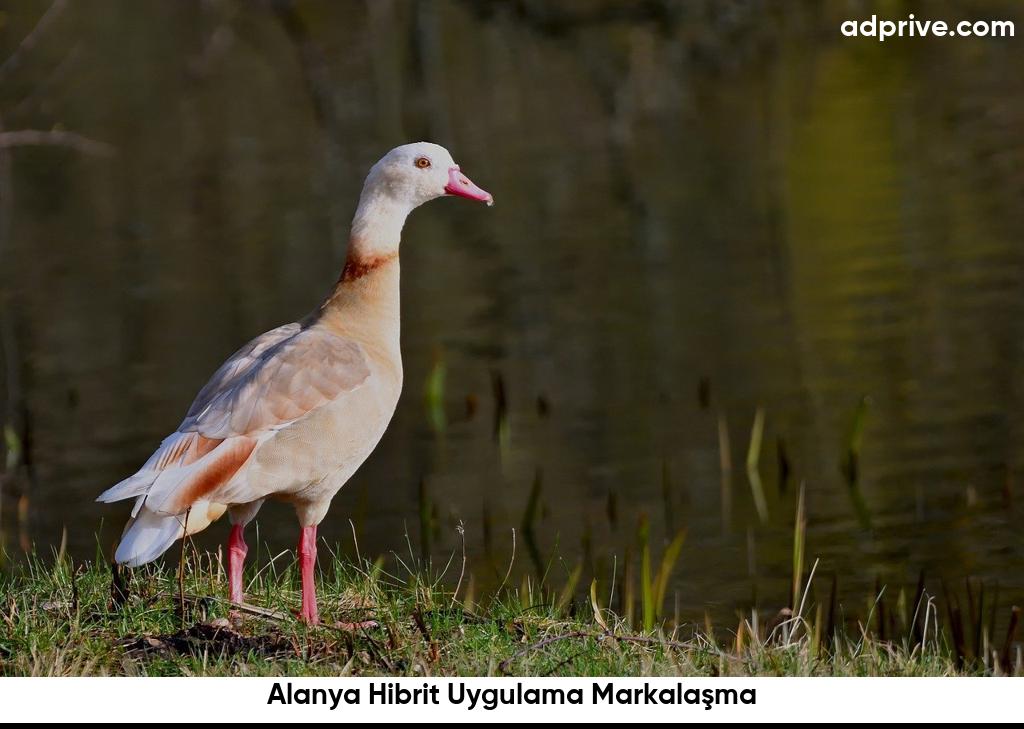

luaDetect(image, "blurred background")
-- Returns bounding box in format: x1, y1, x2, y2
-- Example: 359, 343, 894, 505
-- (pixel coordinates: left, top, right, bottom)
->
1, 0, 1023, 628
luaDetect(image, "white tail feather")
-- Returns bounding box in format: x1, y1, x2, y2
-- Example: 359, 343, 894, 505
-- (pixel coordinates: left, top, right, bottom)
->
101, 431, 235, 565
115, 507, 184, 566
96, 471, 158, 504
97, 432, 197, 504
114, 499, 227, 566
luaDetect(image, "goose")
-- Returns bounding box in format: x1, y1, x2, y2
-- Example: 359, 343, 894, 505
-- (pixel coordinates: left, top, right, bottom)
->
97, 142, 492, 623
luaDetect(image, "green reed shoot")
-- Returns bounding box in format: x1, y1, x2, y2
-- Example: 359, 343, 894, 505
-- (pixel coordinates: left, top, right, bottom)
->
746, 408, 769, 523
792, 482, 806, 613
554, 561, 583, 615
637, 516, 686, 631
423, 347, 447, 434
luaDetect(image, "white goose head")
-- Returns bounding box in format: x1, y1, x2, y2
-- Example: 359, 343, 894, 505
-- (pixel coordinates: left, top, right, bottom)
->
365, 141, 493, 209
349, 142, 493, 259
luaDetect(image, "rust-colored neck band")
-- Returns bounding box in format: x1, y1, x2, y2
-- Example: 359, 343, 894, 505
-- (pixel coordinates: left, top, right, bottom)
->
339, 252, 397, 283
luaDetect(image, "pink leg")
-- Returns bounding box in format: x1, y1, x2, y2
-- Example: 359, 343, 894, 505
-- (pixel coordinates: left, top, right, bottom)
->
298, 525, 319, 624
227, 524, 247, 604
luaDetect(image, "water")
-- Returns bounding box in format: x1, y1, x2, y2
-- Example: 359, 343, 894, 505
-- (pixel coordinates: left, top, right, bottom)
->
1, 1, 1022, 626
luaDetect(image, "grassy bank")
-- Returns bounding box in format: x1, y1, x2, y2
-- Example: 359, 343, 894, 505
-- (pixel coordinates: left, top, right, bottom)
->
0, 544, 1005, 677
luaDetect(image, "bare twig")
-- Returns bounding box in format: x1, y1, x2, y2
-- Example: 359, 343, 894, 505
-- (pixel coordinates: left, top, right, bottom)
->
493, 528, 516, 601
412, 609, 439, 662
499, 631, 589, 674
177, 508, 191, 625
228, 602, 290, 622
0, 130, 114, 157
155, 591, 289, 622
610, 633, 696, 651
348, 518, 361, 566
451, 522, 467, 609
0, 0, 69, 82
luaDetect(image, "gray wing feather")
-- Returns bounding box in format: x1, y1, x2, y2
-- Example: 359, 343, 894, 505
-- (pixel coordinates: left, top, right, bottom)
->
179, 323, 371, 439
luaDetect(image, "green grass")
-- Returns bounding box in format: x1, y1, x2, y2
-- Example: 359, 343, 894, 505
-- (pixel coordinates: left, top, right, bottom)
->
0, 543, 1005, 677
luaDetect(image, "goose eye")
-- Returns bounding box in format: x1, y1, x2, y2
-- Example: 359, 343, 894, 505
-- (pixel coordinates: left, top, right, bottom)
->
414, 157, 431, 169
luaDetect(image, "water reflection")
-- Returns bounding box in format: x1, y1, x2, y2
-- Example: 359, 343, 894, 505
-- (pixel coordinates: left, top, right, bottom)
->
1, 0, 1022, 626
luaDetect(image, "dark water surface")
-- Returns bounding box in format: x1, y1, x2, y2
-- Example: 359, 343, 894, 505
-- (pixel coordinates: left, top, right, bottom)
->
2, 1, 1023, 625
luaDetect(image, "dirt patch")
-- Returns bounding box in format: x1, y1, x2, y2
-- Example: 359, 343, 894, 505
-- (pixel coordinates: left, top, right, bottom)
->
122, 622, 297, 660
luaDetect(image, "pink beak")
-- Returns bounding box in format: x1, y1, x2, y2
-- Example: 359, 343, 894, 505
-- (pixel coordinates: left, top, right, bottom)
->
445, 166, 493, 206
